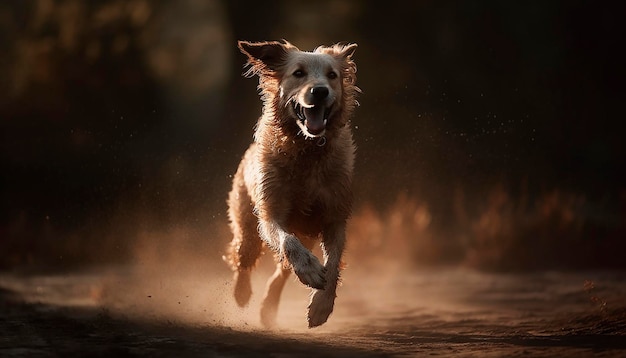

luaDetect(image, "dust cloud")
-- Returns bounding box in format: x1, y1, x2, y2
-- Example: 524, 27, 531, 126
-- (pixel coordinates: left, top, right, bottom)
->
88, 212, 423, 332
0, 200, 426, 332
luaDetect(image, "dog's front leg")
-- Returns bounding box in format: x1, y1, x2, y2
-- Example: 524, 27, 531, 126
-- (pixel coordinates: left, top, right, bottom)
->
308, 222, 346, 328
259, 220, 327, 289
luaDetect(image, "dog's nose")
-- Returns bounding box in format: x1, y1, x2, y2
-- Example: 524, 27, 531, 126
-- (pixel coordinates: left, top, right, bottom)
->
311, 86, 329, 101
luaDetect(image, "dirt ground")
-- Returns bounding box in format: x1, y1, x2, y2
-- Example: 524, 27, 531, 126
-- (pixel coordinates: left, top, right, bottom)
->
1, 261, 625, 357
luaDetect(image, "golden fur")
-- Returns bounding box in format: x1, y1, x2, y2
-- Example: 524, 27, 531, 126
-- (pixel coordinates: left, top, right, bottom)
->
225, 40, 358, 328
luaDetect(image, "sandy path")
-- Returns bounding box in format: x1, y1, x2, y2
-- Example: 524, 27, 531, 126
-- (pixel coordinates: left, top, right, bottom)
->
1, 264, 625, 357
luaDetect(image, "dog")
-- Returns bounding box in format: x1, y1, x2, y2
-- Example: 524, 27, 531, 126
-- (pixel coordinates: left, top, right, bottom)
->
224, 40, 359, 328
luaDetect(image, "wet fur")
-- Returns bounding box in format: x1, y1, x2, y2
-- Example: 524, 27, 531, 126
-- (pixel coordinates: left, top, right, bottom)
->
225, 40, 358, 328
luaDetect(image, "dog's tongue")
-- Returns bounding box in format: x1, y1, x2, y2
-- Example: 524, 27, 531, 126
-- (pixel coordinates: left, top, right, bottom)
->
304, 106, 326, 134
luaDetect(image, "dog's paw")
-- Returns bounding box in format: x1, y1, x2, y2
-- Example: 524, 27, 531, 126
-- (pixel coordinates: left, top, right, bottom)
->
307, 289, 335, 328
295, 262, 327, 289
283, 236, 327, 289
233, 270, 252, 307
292, 255, 327, 289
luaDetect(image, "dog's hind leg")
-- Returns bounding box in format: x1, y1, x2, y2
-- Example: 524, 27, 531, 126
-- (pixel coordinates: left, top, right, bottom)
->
227, 173, 263, 307
259, 261, 291, 328
230, 207, 262, 307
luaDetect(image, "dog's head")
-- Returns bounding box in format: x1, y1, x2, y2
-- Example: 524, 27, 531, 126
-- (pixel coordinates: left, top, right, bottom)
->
238, 40, 358, 138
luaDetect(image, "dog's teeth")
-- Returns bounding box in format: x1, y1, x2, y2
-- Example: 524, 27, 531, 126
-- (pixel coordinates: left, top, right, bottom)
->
294, 103, 305, 120
323, 119, 327, 125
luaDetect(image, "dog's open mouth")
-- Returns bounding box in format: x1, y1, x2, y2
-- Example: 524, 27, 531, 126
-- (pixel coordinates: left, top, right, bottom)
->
293, 102, 332, 137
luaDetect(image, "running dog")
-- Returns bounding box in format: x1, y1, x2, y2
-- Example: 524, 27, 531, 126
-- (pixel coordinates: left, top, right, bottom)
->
225, 40, 358, 328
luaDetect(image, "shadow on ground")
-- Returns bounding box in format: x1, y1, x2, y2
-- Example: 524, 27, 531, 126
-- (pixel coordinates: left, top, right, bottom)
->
0, 285, 381, 357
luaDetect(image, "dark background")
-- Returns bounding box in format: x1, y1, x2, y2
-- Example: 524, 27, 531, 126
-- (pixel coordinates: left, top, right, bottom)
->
1, 0, 625, 270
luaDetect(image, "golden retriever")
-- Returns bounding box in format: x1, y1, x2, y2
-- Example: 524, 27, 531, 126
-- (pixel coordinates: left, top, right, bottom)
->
224, 40, 358, 328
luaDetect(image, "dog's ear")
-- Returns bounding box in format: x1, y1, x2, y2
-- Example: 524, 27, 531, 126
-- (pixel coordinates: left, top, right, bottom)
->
331, 43, 358, 85
336, 43, 357, 60
238, 40, 296, 77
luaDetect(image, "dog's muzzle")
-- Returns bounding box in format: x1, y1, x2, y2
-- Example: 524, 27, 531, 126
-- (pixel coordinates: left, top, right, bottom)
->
294, 102, 332, 136
293, 86, 333, 137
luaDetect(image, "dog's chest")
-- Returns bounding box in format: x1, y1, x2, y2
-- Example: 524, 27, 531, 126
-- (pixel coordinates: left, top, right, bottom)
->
284, 155, 337, 230
258, 139, 352, 233
290, 161, 332, 210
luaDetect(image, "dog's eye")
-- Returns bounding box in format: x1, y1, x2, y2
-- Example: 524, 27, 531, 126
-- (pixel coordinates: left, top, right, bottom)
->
293, 70, 305, 78
327, 71, 338, 79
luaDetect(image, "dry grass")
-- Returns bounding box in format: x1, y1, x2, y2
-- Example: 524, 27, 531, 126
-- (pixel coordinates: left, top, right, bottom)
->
346, 185, 626, 271
3, 182, 624, 272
